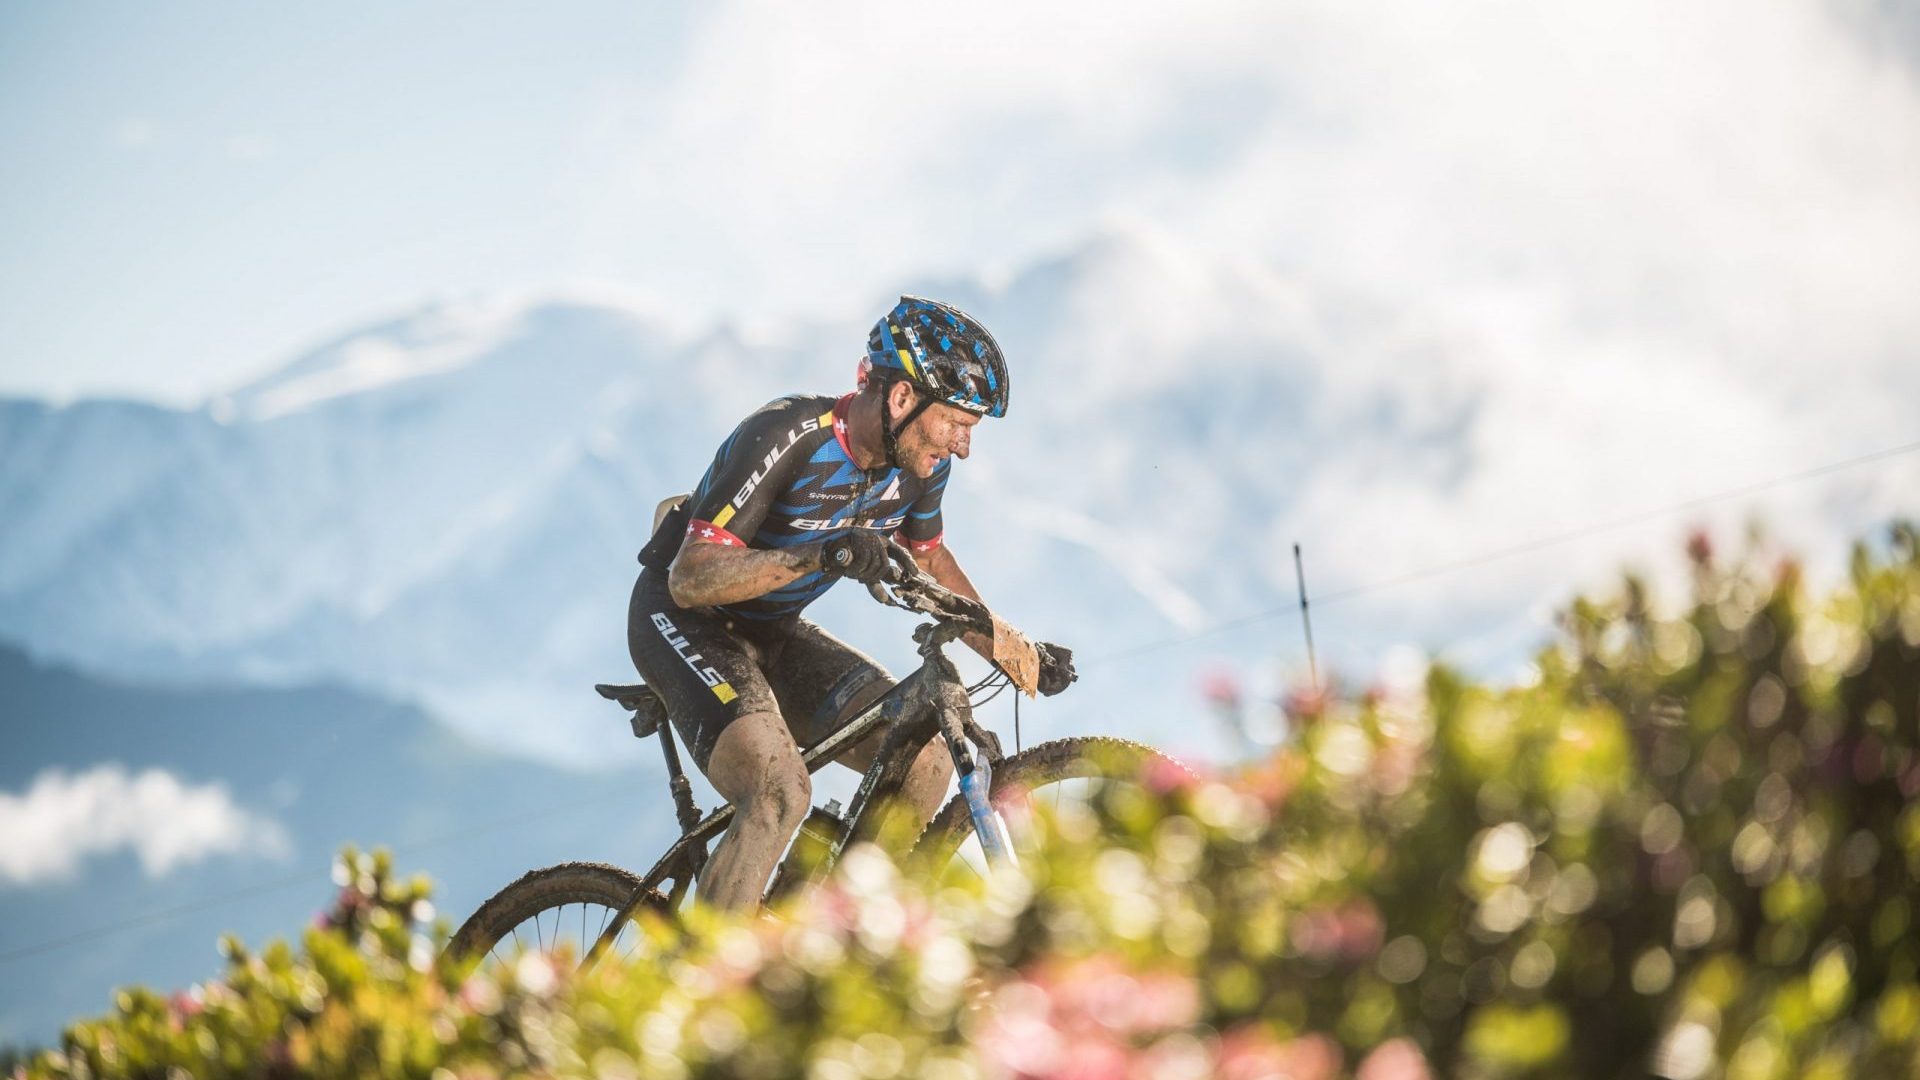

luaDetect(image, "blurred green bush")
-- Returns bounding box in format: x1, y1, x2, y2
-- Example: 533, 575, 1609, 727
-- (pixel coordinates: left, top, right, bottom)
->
16, 524, 1920, 1079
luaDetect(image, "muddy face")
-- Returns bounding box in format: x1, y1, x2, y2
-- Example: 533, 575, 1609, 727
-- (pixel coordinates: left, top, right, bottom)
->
896, 396, 981, 478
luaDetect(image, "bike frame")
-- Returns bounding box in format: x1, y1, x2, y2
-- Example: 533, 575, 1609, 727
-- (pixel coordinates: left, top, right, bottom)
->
585, 618, 992, 963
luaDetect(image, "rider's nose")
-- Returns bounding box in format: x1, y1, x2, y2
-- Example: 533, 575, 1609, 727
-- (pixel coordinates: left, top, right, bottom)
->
950, 428, 971, 459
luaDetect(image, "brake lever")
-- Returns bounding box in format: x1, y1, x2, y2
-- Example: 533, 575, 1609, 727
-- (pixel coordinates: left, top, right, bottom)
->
963, 716, 1005, 764
868, 539, 995, 633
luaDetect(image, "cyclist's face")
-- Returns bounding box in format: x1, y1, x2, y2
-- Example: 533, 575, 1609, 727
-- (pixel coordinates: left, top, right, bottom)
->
895, 387, 981, 477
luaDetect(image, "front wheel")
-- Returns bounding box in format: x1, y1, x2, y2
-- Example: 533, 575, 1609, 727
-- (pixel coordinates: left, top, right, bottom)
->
909, 737, 1190, 875
444, 862, 672, 973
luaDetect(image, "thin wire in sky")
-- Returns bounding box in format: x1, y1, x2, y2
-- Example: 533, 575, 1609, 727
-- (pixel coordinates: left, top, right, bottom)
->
1088, 436, 1920, 667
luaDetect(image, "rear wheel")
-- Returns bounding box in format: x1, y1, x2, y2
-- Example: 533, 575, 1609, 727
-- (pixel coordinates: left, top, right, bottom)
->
910, 737, 1189, 877
445, 862, 673, 973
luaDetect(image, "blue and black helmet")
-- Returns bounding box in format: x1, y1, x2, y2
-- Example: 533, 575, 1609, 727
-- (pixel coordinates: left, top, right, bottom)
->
865, 296, 1010, 419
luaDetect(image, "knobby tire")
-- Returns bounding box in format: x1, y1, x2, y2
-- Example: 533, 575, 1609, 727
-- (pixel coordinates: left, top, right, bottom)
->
445, 861, 667, 966
909, 736, 1189, 866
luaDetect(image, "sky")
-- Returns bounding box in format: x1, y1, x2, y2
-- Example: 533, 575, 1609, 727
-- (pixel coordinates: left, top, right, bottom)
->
7, 1, 1912, 411
4, 0, 1919, 709
4, 1, 1920, 1039
4, 0, 1920, 730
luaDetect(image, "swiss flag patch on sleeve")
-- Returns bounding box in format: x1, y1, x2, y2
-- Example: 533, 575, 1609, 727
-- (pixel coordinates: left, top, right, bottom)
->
897, 531, 943, 555
687, 520, 744, 547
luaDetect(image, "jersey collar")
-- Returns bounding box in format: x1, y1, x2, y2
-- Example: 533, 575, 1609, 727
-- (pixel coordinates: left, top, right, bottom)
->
831, 393, 857, 461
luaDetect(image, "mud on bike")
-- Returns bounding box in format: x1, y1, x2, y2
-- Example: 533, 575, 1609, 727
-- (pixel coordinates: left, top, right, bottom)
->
446, 540, 1182, 970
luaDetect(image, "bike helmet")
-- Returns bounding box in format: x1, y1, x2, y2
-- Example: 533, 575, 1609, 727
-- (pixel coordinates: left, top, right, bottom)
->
862, 296, 1008, 471
866, 296, 1010, 419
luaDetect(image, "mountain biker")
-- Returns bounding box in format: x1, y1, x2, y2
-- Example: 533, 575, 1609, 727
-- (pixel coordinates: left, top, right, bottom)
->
627, 295, 1076, 912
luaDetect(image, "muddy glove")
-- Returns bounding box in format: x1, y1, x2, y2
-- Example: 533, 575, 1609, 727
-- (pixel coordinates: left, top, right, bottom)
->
820, 530, 892, 583
1035, 642, 1077, 696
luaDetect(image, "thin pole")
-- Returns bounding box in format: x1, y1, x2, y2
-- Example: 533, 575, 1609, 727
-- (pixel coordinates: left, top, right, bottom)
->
1293, 542, 1319, 692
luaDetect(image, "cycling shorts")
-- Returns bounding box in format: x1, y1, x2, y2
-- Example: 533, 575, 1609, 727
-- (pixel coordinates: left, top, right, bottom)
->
626, 569, 895, 770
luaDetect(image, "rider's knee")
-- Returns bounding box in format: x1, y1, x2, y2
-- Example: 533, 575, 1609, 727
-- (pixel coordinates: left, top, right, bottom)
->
751, 756, 812, 828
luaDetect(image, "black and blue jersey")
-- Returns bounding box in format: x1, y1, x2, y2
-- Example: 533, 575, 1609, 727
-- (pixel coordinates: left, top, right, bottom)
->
646, 393, 949, 621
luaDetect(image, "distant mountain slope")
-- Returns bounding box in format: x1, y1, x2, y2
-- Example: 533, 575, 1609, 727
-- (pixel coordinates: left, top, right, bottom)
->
9, 227, 1895, 771
2, 232, 1400, 764
0, 644, 664, 1047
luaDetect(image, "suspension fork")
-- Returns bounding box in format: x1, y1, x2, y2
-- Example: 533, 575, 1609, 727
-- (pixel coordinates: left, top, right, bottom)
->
920, 642, 1019, 870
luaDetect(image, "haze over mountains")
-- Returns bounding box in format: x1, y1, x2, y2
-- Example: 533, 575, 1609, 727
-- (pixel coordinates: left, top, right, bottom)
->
0, 231, 1394, 768
3, 228, 1915, 770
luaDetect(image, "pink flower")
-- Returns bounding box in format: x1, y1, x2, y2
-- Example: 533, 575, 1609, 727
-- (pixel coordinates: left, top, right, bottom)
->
1274, 1034, 1343, 1080
1144, 755, 1204, 796
1221, 1030, 1343, 1080
1334, 900, 1385, 962
1283, 684, 1330, 724
1289, 901, 1383, 965
1357, 1038, 1432, 1080
976, 981, 1065, 1078
1685, 530, 1713, 567
809, 883, 861, 933
1053, 1035, 1130, 1080
1774, 558, 1801, 591
1234, 756, 1301, 812
1200, 669, 1243, 710
1130, 972, 1201, 1032
1372, 743, 1420, 798
1217, 1025, 1288, 1080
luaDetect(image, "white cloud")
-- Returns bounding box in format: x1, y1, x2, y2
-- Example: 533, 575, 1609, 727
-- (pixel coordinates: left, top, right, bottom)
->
0, 766, 290, 887
600, 2, 1920, 642
605, 1, 1920, 341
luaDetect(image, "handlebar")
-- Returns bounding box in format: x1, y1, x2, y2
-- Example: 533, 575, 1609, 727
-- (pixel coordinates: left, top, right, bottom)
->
865, 540, 993, 634
863, 538, 1050, 697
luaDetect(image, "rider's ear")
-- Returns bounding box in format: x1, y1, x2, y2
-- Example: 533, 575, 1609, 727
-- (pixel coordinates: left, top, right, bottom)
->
888, 380, 918, 416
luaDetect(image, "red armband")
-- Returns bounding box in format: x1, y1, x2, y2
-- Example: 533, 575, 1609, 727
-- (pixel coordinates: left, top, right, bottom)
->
687, 520, 744, 548
896, 530, 943, 555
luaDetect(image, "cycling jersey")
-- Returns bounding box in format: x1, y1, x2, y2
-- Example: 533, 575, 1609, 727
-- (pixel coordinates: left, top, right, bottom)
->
639, 393, 949, 621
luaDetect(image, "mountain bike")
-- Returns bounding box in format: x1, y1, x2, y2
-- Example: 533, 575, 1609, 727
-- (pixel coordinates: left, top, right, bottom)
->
446, 542, 1184, 971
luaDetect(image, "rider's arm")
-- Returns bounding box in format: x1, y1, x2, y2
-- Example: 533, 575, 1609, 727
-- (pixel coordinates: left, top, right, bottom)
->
669, 540, 822, 609
665, 397, 835, 609
892, 459, 999, 658
909, 542, 996, 663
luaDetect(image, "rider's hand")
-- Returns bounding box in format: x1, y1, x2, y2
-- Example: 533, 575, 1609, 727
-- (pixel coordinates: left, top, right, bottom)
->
1035, 642, 1077, 696
819, 530, 892, 583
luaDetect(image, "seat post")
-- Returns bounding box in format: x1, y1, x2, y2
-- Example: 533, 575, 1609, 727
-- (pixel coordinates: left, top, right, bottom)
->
657, 724, 703, 837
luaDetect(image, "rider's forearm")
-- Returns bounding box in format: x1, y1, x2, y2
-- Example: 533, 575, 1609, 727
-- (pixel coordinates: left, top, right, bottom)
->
912, 543, 995, 662
668, 541, 822, 609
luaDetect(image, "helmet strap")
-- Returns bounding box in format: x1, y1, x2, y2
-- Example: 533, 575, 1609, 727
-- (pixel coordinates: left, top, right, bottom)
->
880, 384, 935, 471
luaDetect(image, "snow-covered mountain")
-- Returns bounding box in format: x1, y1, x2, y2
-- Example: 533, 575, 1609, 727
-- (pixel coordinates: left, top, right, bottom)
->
4, 228, 1912, 766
